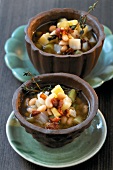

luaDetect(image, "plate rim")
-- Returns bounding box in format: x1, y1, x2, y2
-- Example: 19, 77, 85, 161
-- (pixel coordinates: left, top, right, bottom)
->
6, 109, 107, 168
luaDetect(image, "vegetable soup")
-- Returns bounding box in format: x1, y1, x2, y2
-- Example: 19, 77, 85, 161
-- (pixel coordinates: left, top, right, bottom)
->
20, 84, 89, 129
32, 18, 97, 55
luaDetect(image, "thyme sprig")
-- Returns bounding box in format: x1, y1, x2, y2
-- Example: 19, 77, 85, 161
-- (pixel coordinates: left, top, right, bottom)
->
22, 72, 53, 94
22, 86, 40, 94
78, 1, 98, 36
22, 72, 41, 94
23, 72, 41, 90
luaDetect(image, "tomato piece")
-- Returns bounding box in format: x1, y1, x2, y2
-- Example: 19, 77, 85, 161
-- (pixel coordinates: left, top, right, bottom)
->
31, 110, 40, 116
50, 117, 61, 122
40, 93, 47, 100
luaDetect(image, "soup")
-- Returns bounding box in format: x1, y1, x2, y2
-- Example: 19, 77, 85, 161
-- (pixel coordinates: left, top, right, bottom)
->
20, 84, 89, 129
32, 18, 97, 55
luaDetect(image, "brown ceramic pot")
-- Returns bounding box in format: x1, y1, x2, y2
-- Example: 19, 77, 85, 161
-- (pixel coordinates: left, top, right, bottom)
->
25, 8, 105, 78
12, 73, 98, 148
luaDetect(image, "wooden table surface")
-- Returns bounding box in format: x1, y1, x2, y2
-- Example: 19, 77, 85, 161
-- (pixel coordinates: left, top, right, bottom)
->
0, 0, 113, 169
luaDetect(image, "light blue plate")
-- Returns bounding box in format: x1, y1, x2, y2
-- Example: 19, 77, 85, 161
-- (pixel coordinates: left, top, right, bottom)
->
6, 110, 107, 168
4, 25, 113, 88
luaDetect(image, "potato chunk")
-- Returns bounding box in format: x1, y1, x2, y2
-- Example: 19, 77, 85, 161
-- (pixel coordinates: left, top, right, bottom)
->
69, 39, 81, 50
82, 42, 90, 52
38, 33, 50, 46
51, 85, 64, 95
68, 20, 78, 26
57, 20, 69, 29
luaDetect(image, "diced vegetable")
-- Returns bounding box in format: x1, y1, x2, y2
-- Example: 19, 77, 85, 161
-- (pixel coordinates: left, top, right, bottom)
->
51, 107, 61, 117
58, 18, 68, 22
68, 20, 78, 26
89, 36, 97, 47
26, 117, 35, 123
68, 89, 77, 103
44, 44, 55, 53
69, 109, 76, 117
54, 44, 62, 54
35, 112, 49, 124
35, 43, 42, 50
74, 50, 83, 54
51, 85, 64, 95
82, 42, 90, 52
69, 39, 81, 50
57, 20, 69, 29
38, 33, 50, 46
73, 116, 83, 124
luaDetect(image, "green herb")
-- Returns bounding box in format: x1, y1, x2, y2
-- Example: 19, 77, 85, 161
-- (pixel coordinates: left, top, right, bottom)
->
48, 35, 57, 41
70, 25, 77, 30
22, 86, 40, 94
78, 1, 98, 36
22, 72, 41, 94
23, 72, 41, 90
22, 72, 53, 94
42, 85, 53, 92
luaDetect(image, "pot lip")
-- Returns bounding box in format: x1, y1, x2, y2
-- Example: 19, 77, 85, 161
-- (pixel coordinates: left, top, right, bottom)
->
12, 72, 98, 135
25, 8, 105, 58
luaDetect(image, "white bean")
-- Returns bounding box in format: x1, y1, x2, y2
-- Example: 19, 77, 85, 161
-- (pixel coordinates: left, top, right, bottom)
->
76, 97, 82, 104
61, 116, 67, 124
30, 105, 37, 108
62, 34, 69, 41
29, 98, 37, 106
37, 93, 45, 105
59, 40, 69, 46
67, 117, 73, 126
78, 103, 84, 110
45, 96, 53, 108
35, 99, 41, 107
61, 45, 68, 52
38, 97, 45, 105
27, 107, 37, 113
82, 105, 88, 114
49, 25, 56, 32
62, 95, 72, 111
37, 105, 47, 112
47, 108, 52, 115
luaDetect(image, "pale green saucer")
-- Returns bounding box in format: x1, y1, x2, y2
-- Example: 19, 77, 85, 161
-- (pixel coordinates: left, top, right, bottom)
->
6, 110, 107, 168
4, 25, 113, 88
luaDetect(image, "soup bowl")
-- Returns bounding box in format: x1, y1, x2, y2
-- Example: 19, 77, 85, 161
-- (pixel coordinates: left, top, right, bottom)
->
25, 8, 105, 78
12, 73, 98, 148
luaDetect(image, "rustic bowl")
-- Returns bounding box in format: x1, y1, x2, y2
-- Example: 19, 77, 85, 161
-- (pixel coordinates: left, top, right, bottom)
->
25, 8, 105, 78
12, 73, 98, 148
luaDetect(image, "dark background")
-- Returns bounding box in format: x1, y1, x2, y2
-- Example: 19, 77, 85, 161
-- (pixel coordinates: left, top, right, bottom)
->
0, 0, 113, 170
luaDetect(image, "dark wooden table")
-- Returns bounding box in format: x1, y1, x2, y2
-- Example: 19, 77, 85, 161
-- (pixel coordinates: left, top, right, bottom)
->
0, 0, 113, 169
